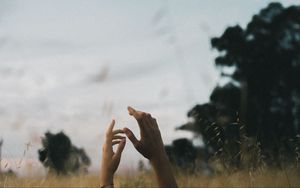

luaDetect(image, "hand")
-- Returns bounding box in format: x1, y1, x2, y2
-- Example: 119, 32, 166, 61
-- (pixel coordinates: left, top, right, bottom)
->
100, 119, 126, 187
124, 106, 178, 188
123, 106, 166, 162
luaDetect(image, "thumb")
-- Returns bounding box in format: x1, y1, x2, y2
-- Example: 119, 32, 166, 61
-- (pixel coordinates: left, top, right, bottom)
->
123, 127, 139, 147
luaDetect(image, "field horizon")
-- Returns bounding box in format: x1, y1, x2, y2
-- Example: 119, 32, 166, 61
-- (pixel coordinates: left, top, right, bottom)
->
1, 168, 300, 187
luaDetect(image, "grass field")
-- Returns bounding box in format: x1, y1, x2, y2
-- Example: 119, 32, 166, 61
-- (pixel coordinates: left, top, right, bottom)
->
1, 168, 300, 187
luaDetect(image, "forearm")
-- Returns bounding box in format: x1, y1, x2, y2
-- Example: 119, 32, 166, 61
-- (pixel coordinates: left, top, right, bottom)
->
150, 153, 178, 188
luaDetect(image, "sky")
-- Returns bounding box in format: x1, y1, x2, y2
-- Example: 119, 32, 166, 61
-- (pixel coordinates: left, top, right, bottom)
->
0, 0, 299, 176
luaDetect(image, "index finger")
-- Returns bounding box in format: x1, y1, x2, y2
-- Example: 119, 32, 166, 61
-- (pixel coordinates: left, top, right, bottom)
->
106, 119, 115, 134
127, 106, 138, 117
104, 119, 115, 150
127, 106, 148, 134
127, 106, 148, 120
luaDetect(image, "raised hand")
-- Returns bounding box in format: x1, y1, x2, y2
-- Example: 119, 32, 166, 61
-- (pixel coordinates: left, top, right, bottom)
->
100, 119, 126, 187
124, 106, 178, 188
123, 106, 166, 161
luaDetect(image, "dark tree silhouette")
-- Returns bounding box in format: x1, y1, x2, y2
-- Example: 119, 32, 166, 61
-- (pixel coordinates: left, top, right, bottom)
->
38, 131, 91, 175
165, 138, 198, 171
211, 2, 300, 166
175, 2, 300, 170
177, 84, 241, 165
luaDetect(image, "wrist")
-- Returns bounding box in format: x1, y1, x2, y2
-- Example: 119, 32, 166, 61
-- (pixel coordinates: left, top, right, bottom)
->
100, 184, 114, 188
100, 171, 114, 187
150, 151, 169, 167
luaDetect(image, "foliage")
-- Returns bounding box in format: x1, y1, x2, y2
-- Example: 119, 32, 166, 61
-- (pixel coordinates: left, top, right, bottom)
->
38, 131, 91, 175
211, 2, 300, 165
173, 2, 300, 170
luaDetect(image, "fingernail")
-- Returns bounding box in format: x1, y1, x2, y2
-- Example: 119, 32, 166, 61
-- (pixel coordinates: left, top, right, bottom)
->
127, 106, 134, 113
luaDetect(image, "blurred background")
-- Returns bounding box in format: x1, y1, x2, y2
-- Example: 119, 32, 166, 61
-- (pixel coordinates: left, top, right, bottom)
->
0, 0, 298, 176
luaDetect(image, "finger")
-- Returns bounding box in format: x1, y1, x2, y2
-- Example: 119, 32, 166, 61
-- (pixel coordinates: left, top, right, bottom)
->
151, 117, 159, 129
137, 113, 155, 134
152, 117, 157, 124
114, 139, 126, 160
128, 106, 145, 120
123, 127, 139, 147
112, 140, 121, 146
112, 129, 124, 135
113, 135, 126, 140
106, 119, 115, 134
105, 120, 116, 148
127, 106, 136, 116
127, 106, 147, 133
145, 114, 154, 126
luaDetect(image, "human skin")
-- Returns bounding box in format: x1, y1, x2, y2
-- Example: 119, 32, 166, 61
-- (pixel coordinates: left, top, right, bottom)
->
124, 106, 178, 188
99, 119, 126, 187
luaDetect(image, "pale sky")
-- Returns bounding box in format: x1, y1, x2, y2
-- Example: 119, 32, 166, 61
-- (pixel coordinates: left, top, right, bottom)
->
0, 0, 298, 176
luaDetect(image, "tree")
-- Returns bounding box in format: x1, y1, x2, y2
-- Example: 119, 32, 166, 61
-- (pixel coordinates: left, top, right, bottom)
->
165, 138, 198, 171
175, 2, 300, 169
211, 2, 300, 165
38, 131, 91, 175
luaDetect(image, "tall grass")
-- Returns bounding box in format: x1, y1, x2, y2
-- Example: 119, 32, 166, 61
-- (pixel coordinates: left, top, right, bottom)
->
1, 168, 300, 187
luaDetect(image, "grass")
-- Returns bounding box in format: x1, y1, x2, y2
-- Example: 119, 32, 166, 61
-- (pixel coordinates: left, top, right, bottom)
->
1, 168, 300, 187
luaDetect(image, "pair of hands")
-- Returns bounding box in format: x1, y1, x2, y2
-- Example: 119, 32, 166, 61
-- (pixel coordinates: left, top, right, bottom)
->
100, 106, 166, 186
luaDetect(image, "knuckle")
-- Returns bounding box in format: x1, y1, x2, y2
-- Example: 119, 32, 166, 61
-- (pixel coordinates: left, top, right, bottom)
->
136, 116, 143, 121
152, 118, 157, 122
141, 112, 147, 117
134, 142, 141, 149
127, 131, 133, 137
